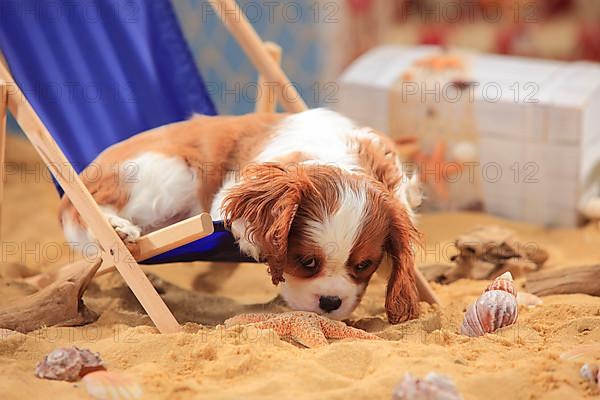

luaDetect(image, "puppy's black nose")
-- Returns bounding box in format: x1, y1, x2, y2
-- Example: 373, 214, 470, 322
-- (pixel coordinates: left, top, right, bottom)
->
319, 296, 342, 312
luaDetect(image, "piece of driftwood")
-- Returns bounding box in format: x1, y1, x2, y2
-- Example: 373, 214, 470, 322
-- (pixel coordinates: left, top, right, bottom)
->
443, 225, 548, 283
0, 260, 102, 333
526, 265, 600, 297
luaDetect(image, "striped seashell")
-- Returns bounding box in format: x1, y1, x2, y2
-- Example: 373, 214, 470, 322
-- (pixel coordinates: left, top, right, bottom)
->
461, 273, 518, 337
82, 370, 143, 400
485, 272, 517, 297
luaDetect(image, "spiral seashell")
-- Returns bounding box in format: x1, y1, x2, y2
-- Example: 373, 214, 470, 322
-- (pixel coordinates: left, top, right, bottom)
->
460, 272, 518, 337
392, 372, 463, 400
485, 272, 517, 297
82, 370, 143, 400
35, 346, 104, 381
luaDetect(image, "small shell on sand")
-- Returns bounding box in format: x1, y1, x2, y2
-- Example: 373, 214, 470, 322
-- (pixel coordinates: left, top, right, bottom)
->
82, 370, 143, 400
461, 273, 518, 337
35, 347, 104, 381
581, 363, 599, 383
392, 372, 463, 400
581, 363, 600, 392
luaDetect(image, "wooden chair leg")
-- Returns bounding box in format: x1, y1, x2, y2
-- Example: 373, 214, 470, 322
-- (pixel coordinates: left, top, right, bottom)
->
415, 267, 441, 305
0, 62, 181, 334
0, 83, 6, 243
255, 42, 282, 113
206, 0, 308, 113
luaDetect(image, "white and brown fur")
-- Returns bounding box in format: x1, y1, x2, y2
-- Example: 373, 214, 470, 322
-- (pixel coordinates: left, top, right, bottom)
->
60, 109, 423, 323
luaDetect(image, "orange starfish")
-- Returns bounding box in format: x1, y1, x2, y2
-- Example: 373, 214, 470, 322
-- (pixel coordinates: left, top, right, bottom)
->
225, 311, 380, 348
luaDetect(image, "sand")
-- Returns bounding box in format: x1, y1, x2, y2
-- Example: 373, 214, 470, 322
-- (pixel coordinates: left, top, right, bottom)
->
2, 134, 600, 399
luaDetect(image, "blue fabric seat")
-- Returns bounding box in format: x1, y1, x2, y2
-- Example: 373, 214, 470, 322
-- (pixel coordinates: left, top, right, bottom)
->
0, 0, 250, 264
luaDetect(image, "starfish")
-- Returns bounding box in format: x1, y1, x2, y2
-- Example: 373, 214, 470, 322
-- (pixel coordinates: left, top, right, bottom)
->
224, 311, 380, 348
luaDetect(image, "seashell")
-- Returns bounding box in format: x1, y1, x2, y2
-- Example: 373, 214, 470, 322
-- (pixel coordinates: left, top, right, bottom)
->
460, 273, 518, 337
516, 292, 543, 307
82, 370, 143, 400
581, 363, 600, 391
484, 272, 517, 297
580, 363, 600, 384
35, 346, 104, 381
392, 372, 463, 400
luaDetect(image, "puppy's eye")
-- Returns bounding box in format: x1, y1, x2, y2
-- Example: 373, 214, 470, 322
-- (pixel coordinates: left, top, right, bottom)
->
298, 257, 317, 269
356, 260, 373, 271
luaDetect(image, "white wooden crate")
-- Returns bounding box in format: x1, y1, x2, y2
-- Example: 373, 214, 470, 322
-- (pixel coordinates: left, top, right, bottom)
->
335, 46, 600, 227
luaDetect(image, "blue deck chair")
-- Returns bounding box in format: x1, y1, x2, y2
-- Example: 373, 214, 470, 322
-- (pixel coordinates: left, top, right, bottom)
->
0, 0, 307, 333
0, 0, 258, 264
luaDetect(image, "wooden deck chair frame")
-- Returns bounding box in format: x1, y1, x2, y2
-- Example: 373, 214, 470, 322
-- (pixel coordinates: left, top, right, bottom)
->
0, 0, 438, 334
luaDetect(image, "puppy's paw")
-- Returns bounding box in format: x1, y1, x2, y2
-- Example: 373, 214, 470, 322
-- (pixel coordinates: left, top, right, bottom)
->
107, 215, 141, 243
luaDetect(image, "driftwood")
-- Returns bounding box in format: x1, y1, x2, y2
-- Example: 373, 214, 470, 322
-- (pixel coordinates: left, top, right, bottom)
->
0, 260, 102, 333
23, 259, 97, 289
443, 225, 548, 283
526, 265, 600, 297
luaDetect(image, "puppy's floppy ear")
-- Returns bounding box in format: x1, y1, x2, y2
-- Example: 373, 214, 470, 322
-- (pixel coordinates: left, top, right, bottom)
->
222, 163, 308, 284
385, 198, 421, 324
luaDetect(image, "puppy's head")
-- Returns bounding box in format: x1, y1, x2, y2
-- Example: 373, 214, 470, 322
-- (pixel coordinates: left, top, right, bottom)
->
222, 163, 420, 323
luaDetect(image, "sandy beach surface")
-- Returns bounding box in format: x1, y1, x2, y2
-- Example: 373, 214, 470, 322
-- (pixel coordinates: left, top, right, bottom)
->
2, 134, 600, 399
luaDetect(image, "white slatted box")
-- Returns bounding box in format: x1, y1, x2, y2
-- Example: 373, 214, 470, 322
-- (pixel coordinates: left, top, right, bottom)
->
335, 46, 600, 227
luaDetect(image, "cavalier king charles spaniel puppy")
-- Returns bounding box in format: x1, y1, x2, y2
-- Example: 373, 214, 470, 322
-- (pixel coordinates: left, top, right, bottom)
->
60, 109, 423, 323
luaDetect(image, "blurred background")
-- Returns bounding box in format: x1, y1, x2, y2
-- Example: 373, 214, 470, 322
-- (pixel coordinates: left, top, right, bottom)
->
4, 0, 600, 227
170, 0, 600, 114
